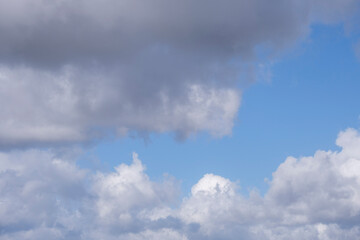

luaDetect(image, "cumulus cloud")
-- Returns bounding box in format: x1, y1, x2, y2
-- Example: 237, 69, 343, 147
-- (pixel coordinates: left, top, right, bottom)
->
1, 128, 360, 239
0, 0, 359, 147
0, 149, 87, 240
0, 150, 180, 240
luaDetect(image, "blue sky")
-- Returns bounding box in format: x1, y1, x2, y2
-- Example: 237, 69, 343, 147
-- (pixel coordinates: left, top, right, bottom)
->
89, 23, 360, 195
1, 1, 360, 239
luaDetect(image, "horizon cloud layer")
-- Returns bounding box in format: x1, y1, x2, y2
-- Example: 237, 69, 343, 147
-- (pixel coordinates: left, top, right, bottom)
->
1, 128, 360, 239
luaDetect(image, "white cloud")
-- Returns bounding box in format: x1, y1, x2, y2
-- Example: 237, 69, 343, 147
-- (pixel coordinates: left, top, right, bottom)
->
92, 152, 178, 232
267, 128, 360, 225
1, 128, 360, 239
190, 173, 236, 196
0, 149, 87, 240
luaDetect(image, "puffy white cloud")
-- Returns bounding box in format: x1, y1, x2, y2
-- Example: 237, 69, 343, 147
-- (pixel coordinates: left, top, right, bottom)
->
0, 150, 181, 239
0, 0, 358, 148
267, 128, 360, 225
91, 153, 179, 236
0, 149, 87, 240
2, 128, 360, 239
178, 128, 360, 239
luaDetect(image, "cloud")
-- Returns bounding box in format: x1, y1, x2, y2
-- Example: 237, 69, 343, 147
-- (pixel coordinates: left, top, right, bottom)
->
1, 128, 360, 239
0, 0, 359, 148
355, 39, 360, 61
180, 128, 360, 239
0, 149, 87, 240
0, 66, 240, 148
0, 150, 181, 240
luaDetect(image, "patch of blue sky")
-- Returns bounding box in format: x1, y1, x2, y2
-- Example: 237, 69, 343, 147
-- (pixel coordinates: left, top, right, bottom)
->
80, 23, 360, 196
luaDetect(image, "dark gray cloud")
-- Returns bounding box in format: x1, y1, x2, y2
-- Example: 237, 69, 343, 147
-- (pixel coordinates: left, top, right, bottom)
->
0, 0, 306, 67
0, 0, 359, 148
1, 128, 360, 239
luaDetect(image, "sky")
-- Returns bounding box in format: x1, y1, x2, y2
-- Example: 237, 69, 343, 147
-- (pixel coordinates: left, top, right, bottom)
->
1, 0, 360, 239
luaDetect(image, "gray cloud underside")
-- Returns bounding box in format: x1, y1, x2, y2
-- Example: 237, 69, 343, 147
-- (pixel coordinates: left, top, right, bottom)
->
0, 0, 359, 148
1, 128, 360, 239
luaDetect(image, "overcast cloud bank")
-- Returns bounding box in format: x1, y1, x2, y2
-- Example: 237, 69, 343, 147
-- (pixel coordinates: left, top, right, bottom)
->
0, 128, 360, 239
0, 0, 359, 148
